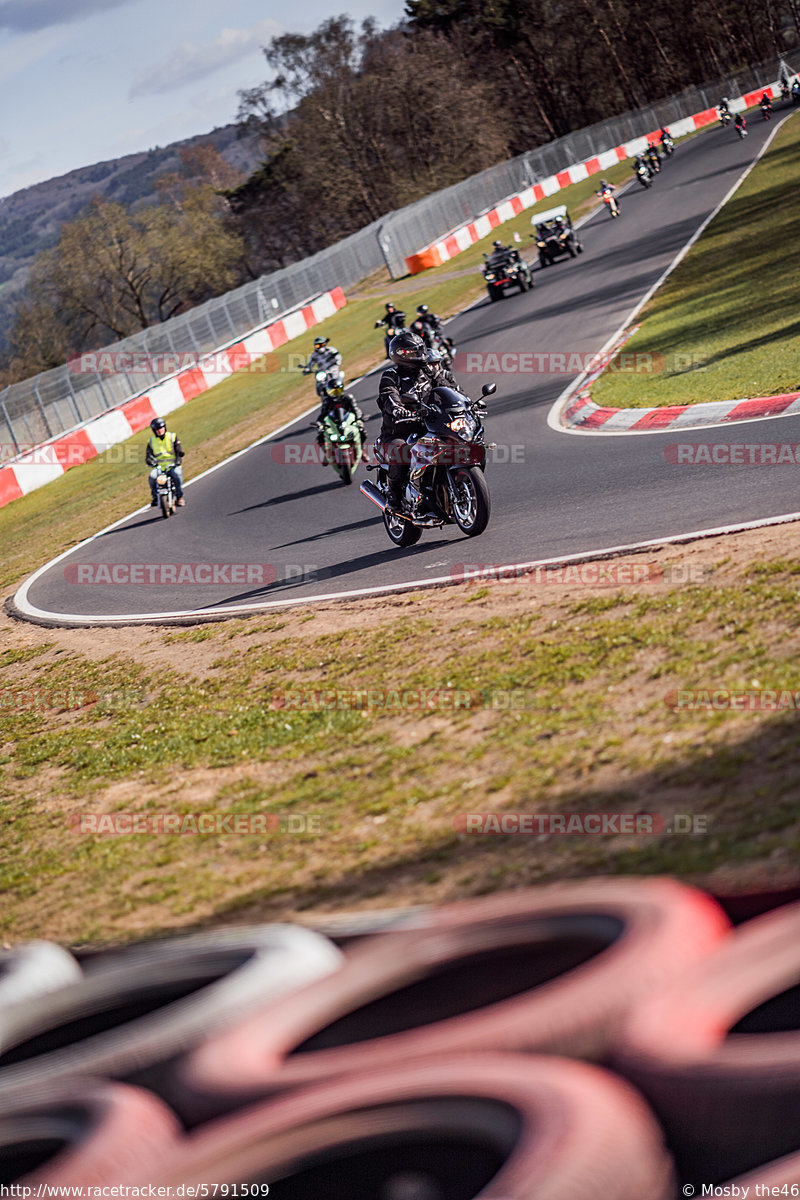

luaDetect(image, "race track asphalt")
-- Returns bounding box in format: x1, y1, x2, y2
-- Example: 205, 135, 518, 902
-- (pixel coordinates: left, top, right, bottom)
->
13, 114, 798, 625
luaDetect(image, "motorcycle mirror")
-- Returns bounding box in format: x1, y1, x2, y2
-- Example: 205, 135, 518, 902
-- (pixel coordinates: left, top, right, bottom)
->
481, 383, 497, 397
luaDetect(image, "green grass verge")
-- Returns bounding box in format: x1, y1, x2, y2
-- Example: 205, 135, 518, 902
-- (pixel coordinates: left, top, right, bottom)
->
592, 112, 800, 408
3, 550, 800, 944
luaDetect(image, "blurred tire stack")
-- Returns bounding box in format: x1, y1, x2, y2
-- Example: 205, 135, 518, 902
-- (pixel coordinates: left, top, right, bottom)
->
0, 877, 798, 1198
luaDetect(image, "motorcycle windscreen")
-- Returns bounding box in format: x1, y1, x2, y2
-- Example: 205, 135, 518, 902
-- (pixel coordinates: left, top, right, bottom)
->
431, 387, 469, 413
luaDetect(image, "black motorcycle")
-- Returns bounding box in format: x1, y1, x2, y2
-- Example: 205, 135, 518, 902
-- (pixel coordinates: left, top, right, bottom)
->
361, 383, 496, 547
634, 160, 652, 189
410, 319, 456, 370
660, 133, 675, 157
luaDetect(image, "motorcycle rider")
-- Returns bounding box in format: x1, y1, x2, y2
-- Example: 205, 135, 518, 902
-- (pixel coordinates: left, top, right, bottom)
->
375, 302, 407, 358
659, 127, 674, 153
302, 336, 344, 397
597, 179, 619, 211
718, 97, 731, 122
146, 417, 185, 507
645, 143, 661, 172
760, 91, 772, 117
734, 111, 747, 136
315, 379, 368, 466
792, 79, 800, 104
411, 304, 455, 357
376, 330, 459, 513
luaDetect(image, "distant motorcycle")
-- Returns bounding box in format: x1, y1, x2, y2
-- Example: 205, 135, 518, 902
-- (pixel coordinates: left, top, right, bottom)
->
410, 319, 456, 370
599, 188, 620, 218
660, 132, 675, 157
155, 466, 178, 519
734, 119, 748, 139
761, 98, 772, 120
718, 108, 731, 127
634, 161, 652, 189
319, 403, 364, 487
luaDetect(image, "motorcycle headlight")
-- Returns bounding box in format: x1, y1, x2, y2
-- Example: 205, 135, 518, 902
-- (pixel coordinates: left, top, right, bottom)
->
536, 240, 545, 247
449, 414, 477, 438
156, 474, 167, 485
484, 273, 495, 280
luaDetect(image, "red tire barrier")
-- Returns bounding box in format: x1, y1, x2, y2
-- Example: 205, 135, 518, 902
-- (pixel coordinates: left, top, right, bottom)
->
0, 1081, 181, 1187
614, 900, 800, 1183
172, 878, 728, 1123
136, 1055, 676, 1199
0, 925, 341, 1113
725, 1148, 800, 1191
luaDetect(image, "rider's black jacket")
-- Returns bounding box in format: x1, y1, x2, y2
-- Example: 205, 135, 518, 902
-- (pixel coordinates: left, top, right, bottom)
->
376, 309, 406, 332
319, 391, 364, 424
377, 360, 458, 440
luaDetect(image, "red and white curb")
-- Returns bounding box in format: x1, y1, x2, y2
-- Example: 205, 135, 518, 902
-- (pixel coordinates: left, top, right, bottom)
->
563, 389, 800, 432
548, 107, 797, 436
405, 84, 779, 274
0, 288, 346, 510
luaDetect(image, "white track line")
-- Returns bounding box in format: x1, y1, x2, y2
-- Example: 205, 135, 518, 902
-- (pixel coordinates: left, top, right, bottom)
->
11, 509, 800, 627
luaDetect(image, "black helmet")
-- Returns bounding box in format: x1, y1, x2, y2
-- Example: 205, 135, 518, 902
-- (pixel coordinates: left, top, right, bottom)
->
150, 418, 166, 434
385, 301, 395, 311
492, 239, 504, 249
388, 330, 427, 367
313, 336, 328, 350
417, 304, 429, 315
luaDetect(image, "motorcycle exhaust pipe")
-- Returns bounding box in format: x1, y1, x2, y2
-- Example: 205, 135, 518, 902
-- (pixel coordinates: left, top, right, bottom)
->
360, 480, 387, 511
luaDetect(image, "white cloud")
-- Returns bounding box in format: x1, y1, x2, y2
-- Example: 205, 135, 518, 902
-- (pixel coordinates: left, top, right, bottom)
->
129, 17, 282, 99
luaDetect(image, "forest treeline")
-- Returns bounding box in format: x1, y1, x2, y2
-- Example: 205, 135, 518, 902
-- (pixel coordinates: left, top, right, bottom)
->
3, 0, 797, 384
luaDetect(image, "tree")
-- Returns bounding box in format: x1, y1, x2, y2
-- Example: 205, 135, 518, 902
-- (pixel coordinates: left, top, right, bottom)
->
6, 191, 245, 375
232, 16, 509, 275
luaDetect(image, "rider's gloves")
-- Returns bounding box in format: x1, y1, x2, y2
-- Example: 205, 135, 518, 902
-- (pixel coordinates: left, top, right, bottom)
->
392, 405, 414, 421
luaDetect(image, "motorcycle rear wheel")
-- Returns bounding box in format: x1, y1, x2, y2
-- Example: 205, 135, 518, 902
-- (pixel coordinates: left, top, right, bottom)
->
383, 508, 422, 548
160, 495, 171, 519
451, 467, 490, 537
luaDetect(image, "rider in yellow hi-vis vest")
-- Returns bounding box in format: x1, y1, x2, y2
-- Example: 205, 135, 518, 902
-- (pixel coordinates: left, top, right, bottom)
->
146, 418, 185, 506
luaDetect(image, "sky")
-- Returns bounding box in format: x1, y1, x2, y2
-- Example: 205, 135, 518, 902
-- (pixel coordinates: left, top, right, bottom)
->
0, 0, 408, 200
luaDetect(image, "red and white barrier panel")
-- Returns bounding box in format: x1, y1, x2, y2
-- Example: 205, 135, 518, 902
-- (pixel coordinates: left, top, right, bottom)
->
0, 288, 346, 509
404, 83, 780, 274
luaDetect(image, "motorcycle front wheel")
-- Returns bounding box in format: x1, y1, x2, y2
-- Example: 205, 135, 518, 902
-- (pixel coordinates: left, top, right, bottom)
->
450, 467, 490, 537
160, 495, 171, 519
383, 508, 422, 548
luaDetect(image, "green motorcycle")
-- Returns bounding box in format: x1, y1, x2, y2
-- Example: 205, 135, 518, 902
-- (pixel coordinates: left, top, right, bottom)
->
321, 404, 364, 486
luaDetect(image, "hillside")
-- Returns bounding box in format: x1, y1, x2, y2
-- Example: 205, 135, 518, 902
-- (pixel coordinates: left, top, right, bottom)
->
0, 123, 262, 355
